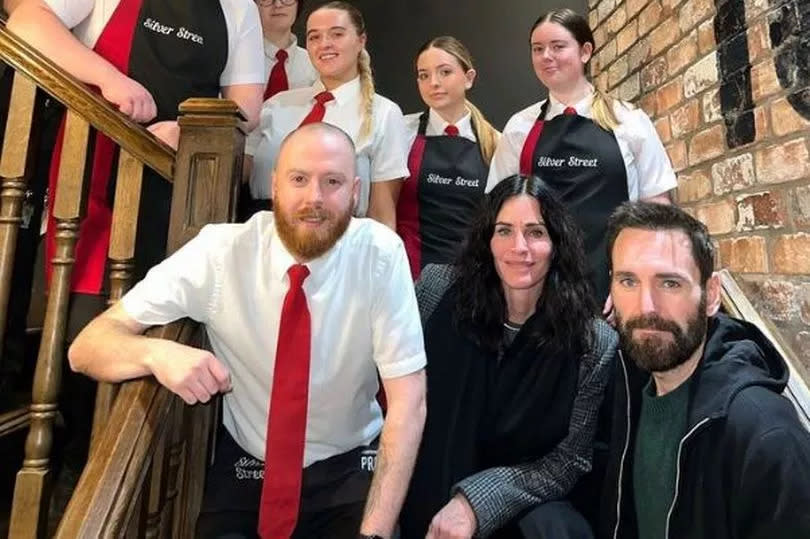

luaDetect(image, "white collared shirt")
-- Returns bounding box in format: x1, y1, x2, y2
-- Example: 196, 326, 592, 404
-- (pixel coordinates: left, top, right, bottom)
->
45, 0, 265, 86
486, 90, 677, 199
121, 212, 426, 466
403, 108, 478, 149
246, 77, 410, 215
262, 34, 317, 91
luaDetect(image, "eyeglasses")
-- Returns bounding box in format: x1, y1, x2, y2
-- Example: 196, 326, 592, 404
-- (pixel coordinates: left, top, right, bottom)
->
257, 0, 296, 6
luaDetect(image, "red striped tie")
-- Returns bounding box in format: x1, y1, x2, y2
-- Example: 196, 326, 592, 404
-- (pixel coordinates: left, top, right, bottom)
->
299, 91, 335, 126
258, 264, 311, 539
264, 49, 289, 100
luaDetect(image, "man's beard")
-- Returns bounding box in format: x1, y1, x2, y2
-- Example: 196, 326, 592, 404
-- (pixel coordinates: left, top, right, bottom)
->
616, 293, 708, 373
274, 203, 351, 261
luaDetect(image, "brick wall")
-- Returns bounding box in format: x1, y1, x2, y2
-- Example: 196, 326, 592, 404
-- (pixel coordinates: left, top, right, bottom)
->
589, 0, 810, 377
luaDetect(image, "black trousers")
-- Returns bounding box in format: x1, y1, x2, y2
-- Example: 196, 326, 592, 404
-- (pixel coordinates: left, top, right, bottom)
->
196, 428, 375, 539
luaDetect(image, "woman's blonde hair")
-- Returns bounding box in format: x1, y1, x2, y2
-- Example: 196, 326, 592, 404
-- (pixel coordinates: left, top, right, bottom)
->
531, 8, 621, 132
314, 1, 374, 142
416, 36, 500, 165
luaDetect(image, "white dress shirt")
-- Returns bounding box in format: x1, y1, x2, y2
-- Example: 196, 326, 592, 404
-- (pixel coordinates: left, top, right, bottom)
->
45, 0, 265, 87
486, 90, 677, 199
246, 77, 410, 215
262, 34, 317, 91
121, 212, 426, 466
403, 108, 478, 149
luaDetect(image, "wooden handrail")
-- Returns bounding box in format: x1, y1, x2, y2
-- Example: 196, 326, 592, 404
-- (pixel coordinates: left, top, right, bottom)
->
0, 19, 175, 180
719, 269, 810, 430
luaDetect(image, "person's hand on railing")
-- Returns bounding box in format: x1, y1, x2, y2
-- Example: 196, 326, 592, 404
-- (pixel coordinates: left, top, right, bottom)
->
99, 70, 158, 124
147, 120, 180, 150
144, 339, 232, 405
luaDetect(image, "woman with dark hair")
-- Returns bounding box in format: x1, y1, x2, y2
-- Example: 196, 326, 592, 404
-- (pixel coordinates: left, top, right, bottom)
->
487, 8, 675, 304
397, 36, 500, 278
400, 175, 618, 538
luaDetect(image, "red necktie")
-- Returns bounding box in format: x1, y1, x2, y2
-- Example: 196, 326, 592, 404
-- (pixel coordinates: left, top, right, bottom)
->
444, 124, 459, 136
258, 264, 311, 539
264, 49, 289, 100
299, 91, 335, 126
564, 106, 577, 116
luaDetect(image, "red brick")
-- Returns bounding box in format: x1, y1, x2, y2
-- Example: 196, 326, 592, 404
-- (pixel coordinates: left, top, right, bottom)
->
667, 31, 699, 74
747, 20, 770, 62
608, 56, 630, 89
641, 57, 668, 91
736, 191, 785, 230
598, 0, 617, 23
593, 26, 608, 55
607, 5, 628, 34
754, 105, 771, 141
656, 77, 683, 113
792, 185, 810, 229
638, 1, 663, 36
590, 8, 599, 29
771, 98, 810, 136
598, 39, 618, 69
650, 16, 680, 56
750, 61, 781, 101
628, 38, 651, 71
662, 0, 684, 15
755, 138, 810, 185
618, 73, 641, 101
712, 153, 755, 194
694, 198, 736, 234
678, 0, 714, 33
627, 0, 650, 18
718, 236, 768, 273
702, 89, 722, 122
689, 124, 726, 165
655, 116, 672, 143
639, 92, 657, 117
772, 233, 810, 274
801, 284, 810, 325
617, 19, 638, 54
697, 19, 715, 53
749, 279, 799, 321
676, 169, 712, 202
666, 140, 688, 171
683, 52, 718, 98
795, 332, 810, 371
670, 99, 700, 138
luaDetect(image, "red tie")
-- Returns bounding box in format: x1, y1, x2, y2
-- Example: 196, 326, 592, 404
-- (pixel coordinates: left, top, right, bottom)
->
564, 106, 577, 116
299, 91, 335, 126
264, 49, 289, 100
444, 124, 459, 136
258, 264, 311, 539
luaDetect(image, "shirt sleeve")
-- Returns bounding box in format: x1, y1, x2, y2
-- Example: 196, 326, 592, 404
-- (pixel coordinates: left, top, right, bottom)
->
219, 0, 265, 86
371, 233, 427, 379
43, 0, 94, 28
485, 115, 523, 192
453, 320, 618, 537
369, 100, 411, 182
120, 225, 223, 326
245, 102, 272, 157
623, 107, 678, 199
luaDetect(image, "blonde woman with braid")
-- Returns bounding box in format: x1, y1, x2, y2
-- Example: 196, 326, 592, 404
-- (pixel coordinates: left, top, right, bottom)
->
488, 8, 676, 303
246, 1, 409, 228
397, 36, 500, 279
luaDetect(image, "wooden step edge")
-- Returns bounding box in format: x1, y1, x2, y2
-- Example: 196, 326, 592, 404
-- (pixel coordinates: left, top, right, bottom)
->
0, 405, 31, 437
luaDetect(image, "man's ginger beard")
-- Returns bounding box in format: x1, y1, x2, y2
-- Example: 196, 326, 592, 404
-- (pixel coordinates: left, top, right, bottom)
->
274, 201, 352, 260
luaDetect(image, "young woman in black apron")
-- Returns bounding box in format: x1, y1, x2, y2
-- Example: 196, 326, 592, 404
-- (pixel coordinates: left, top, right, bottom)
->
397, 36, 499, 279
486, 8, 676, 303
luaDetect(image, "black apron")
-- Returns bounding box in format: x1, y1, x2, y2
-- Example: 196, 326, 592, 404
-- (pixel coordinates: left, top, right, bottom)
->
396, 111, 487, 278
519, 100, 629, 300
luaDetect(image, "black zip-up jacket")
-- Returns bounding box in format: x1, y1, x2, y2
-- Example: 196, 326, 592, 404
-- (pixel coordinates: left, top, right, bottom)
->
599, 313, 810, 539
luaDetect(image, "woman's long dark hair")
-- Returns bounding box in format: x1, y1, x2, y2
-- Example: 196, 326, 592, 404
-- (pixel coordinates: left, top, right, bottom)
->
454, 175, 597, 355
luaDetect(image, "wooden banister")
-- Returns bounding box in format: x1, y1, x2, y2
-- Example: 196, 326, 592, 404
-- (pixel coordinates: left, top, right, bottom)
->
0, 20, 175, 180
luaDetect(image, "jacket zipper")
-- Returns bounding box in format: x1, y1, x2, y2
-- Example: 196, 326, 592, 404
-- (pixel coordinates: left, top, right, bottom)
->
664, 417, 711, 538
612, 352, 632, 539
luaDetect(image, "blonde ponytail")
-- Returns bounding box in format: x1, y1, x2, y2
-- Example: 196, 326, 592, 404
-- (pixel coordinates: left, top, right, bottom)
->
357, 49, 375, 143
466, 100, 500, 165
590, 89, 621, 132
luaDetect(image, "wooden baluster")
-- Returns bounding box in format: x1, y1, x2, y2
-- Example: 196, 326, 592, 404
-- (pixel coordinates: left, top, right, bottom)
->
9, 110, 90, 538
0, 72, 37, 356
167, 98, 246, 254
144, 417, 168, 539
89, 150, 143, 453
166, 400, 186, 538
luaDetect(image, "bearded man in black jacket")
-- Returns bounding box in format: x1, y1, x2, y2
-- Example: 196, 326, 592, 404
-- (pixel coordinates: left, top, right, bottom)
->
599, 201, 810, 539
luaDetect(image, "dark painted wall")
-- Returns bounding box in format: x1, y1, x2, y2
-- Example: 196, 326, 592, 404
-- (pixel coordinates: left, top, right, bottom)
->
299, 0, 588, 129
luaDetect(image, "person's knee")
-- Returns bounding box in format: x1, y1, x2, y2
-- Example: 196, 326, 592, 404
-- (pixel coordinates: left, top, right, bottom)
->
517, 501, 594, 539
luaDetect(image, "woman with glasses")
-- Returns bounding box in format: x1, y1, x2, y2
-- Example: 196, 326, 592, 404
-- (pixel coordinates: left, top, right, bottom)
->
245, 1, 409, 229
397, 36, 500, 279
239, 0, 317, 219
487, 8, 676, 305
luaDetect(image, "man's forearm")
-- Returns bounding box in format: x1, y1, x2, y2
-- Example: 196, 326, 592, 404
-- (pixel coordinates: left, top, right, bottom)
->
359, 391, 426, 537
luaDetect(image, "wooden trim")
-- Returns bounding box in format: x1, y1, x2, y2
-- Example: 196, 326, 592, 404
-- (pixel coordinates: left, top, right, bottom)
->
0, 406, 30, 437
0, 21, 175, 180
719, 269, 810, 430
